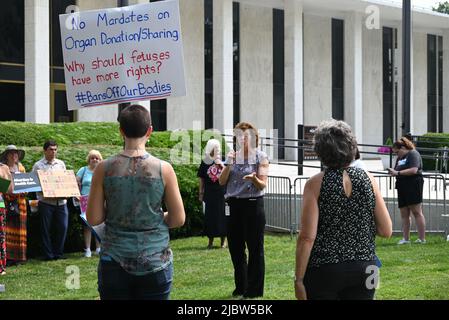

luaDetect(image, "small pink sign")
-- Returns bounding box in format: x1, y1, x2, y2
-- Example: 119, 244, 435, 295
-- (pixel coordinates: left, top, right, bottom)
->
80, 195, 89, 215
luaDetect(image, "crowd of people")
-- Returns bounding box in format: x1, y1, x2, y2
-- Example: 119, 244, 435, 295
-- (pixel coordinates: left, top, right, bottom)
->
0, 106, 430, 300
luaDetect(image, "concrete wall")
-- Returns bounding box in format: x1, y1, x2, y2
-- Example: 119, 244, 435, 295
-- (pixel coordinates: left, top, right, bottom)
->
303, 14, 332, 126
413, 32, 428, 135
239, 4, 273, 133
362, 27, 383, 145
167, 0, 204, 130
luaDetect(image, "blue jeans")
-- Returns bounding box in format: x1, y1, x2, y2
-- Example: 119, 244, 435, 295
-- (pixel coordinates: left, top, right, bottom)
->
39, 202, 68, 259
98, 257, 173, 300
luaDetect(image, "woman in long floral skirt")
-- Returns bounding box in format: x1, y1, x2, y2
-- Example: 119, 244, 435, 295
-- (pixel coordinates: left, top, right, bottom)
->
0, 163, 13, 275
1, 146, 28, 264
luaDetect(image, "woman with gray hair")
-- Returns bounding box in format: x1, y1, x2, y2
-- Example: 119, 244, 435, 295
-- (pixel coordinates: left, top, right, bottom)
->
197, 139, 227, 249
295, 119, 392, 300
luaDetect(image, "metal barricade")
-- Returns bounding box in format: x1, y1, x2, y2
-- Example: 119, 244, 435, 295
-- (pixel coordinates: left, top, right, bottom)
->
264, 176, 293, 235
262, 173, 448, 238
292, 177, 310, 234
373, 173, 447, 234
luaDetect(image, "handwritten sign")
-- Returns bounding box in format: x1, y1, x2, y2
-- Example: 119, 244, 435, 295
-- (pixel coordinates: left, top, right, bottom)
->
37, 170, 81, 198
59, 0, 186, 110
12, 172, 42, 194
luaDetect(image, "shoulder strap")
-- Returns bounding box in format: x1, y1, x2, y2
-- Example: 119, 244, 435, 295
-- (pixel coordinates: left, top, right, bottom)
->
80, 166, 88, 184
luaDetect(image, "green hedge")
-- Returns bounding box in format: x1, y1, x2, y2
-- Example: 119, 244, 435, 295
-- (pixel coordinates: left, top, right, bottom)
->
416, 133, 449, 171
0, 121, 228, 258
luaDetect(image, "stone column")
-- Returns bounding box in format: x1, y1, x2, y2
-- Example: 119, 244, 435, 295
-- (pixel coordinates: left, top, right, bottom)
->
25, 0, 50, 123
284, 0, 303, 160
213, 0, 233, 134
344, 12, 363, 143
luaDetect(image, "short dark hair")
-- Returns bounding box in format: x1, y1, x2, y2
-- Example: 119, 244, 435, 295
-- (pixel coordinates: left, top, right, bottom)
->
43, 140, 58, 150
118, 104, 152, 138
313, 120, 357, 169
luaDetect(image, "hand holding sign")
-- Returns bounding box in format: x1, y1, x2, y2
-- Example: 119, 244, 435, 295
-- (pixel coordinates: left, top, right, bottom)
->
37, 170, 80, 198
59, 0, 186, 110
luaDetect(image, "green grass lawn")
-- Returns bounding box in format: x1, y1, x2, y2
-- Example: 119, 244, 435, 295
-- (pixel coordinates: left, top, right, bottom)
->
1, 234, 448, 300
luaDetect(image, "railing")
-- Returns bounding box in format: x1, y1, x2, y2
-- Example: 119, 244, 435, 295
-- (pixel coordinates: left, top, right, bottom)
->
263, 174, 448, 237
264, 176, 293, 236
373, 173, 447, 234
222, 131, 449, 175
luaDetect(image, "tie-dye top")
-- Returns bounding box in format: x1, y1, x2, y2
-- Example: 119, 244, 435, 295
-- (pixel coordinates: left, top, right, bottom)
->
101, 152, 171, 275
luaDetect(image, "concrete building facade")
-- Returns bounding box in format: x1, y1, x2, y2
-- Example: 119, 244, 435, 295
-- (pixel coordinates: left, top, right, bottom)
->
1, 0, 449, 159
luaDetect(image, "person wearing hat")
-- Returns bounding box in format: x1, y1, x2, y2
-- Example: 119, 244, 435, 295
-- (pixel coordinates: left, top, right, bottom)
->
1, 145, 28, 265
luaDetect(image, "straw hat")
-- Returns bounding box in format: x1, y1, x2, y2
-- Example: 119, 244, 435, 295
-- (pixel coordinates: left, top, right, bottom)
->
0, 145, 25, 163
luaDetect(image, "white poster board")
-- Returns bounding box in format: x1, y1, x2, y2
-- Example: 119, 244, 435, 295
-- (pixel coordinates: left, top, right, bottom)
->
59, 0, 185, 110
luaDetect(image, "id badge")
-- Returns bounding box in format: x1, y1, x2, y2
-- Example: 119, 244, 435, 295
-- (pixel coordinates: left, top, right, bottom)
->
225, 203, 230, 216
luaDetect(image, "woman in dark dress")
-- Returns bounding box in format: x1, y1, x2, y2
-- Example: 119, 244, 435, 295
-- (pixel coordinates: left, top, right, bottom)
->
198, 139, 227, 249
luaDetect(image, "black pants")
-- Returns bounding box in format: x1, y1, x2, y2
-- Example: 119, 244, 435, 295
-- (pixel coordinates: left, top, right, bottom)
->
227, 197, 265, 297
39, 202, 68, 260
304, 261, 377, 300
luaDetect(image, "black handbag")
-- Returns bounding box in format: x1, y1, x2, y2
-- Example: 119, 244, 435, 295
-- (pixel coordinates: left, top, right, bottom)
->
7, 200, 20, 217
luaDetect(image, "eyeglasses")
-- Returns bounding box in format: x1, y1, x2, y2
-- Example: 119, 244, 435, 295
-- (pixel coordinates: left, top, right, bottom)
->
90, 157, 100, 160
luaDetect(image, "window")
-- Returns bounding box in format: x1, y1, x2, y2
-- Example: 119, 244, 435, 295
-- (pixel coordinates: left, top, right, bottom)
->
332, 19, 344, 120
233, 2, 240, 126
0, 0, 24, 64
273, 9, 285, 159
0, 83, 24, 121
383, 27, 394, 143
427, 34, 443, 133
204, 0, 213, 129
50, 0, 76, 84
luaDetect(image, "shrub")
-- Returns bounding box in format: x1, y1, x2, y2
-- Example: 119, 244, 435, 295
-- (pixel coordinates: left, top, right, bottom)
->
0, 122, 228, 257
416, 133, 449, 171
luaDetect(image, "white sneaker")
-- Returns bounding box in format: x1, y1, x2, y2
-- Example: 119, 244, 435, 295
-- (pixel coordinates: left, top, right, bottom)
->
397, 239, 411, 245
415, 239, 426, 244
84, 249, 92, 258
95, 248, 101, 255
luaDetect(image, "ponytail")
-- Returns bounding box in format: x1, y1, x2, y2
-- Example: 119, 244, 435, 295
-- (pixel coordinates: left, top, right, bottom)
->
392, 137, 415, 150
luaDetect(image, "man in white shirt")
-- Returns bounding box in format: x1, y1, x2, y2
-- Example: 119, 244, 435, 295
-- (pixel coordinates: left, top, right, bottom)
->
32, 140, 68, 260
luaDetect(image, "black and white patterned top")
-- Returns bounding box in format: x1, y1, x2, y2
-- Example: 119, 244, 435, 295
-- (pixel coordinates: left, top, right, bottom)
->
308, 167, 376, 268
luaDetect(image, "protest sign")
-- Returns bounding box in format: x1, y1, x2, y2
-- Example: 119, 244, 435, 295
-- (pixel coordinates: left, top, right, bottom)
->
37, 170, 81, 198
12, 172, 42, 194
59, 0, 186, 110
